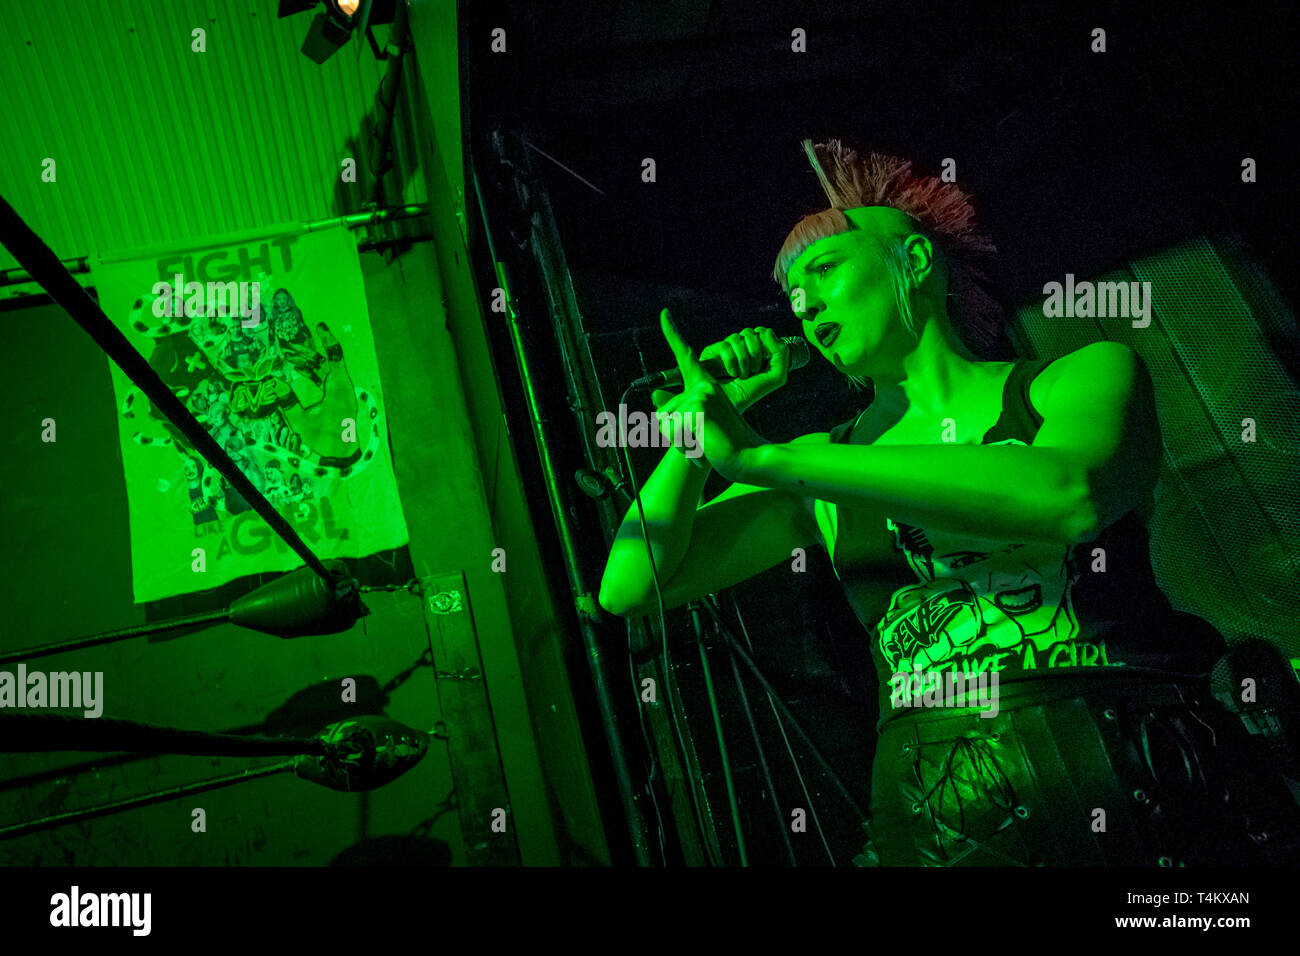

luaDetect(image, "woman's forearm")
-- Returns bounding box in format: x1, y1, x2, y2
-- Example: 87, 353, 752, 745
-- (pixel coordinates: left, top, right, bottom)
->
739, 441, 1097, 545
598, 448, 713, 613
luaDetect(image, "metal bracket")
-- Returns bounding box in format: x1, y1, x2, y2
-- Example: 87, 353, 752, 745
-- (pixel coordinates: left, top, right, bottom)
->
435, 667, 482, 682
428, 589, 463, 614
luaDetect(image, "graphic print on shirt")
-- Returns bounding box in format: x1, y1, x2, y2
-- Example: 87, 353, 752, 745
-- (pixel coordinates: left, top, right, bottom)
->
875, 438, 1109, 679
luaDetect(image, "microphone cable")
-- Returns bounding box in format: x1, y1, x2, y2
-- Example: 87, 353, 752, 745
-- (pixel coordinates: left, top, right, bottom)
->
606, 329, 810, 864
615, 381, 724, 866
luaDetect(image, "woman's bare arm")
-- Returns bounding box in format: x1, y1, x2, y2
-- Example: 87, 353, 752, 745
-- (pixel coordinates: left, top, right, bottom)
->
598, 435, 828, 618
736, 343, 1157, 546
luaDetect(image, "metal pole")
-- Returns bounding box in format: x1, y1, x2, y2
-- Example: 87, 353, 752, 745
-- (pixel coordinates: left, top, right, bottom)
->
472, 154, 656, 866
704, 601, 869, 822
0, 205, 431, 284
690, 603, 748, 865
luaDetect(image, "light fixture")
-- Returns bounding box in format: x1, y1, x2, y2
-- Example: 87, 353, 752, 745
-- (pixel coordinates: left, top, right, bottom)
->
278, 0, 398, 65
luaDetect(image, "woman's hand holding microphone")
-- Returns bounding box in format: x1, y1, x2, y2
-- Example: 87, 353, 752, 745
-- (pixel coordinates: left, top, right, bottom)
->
650, 308, 791, 481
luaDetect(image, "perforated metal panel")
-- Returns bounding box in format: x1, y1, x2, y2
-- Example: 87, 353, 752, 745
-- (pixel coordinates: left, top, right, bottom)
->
1011, 236, 1300, 656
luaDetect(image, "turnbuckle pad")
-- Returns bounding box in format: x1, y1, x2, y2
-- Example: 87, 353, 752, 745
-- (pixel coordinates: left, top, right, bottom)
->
294, 715, 428, 792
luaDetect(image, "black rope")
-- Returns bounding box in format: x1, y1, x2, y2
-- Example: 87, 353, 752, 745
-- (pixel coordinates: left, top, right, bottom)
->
0, 609, 229, 668
0, 762, 293, 842
0, 714, 328, 758
0, 192, 340, 592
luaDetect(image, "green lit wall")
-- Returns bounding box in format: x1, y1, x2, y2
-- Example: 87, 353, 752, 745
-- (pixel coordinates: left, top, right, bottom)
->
0, 264, 466, 864
0, 0, 612, 867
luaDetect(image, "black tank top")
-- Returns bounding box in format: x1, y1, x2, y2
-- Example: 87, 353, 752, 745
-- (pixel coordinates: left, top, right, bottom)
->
823, 358, 1227, 721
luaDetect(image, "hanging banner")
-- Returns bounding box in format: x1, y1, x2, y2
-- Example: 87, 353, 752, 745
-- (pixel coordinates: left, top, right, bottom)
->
92, 226, 409, 603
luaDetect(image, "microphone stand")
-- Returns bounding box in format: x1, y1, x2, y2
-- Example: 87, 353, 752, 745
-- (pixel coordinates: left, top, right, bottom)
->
700, 597, 870, 826
687, 600, 749, 865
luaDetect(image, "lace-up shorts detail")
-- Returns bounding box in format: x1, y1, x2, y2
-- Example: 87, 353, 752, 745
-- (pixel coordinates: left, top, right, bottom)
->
859, 679, 1300, 867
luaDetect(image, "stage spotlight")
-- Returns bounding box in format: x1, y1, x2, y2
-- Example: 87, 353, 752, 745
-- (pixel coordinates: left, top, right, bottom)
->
278, 0, 397, 65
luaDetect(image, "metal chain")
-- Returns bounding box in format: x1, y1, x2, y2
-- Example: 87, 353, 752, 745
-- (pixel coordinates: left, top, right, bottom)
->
358, 577, 421, 596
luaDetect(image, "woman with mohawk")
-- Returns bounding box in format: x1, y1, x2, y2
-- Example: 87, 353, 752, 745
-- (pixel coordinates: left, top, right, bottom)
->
599, 139, 1299, 866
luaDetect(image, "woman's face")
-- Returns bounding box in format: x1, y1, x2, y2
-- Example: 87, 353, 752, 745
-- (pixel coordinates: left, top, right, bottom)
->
784, 207, 928, 381
785, 238, 909, 382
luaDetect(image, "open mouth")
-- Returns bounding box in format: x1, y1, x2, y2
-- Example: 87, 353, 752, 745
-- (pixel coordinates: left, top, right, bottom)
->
814, 323, 841, 348
993, 584, 1042, 615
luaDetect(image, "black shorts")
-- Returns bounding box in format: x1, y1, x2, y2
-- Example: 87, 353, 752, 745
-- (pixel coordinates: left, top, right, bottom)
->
859, 677, 1300, 867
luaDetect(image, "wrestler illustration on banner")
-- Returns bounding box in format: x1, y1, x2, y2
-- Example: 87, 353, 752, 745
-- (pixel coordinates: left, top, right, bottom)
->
117, 275, 384, 527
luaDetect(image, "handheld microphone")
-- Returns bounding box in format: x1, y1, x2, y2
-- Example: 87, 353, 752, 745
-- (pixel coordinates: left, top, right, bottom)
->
629, 336, 810, 390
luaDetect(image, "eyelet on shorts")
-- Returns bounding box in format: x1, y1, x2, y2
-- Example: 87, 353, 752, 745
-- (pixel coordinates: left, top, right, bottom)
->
1133, 789, 1148, 804
1157, 855, 1174, 867
1014, 805, 1030, 819
1103, 708, 1117, 720
910, 802, 923, 815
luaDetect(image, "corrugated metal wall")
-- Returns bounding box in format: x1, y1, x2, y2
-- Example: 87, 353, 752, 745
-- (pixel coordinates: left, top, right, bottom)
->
0, 0, 427, 270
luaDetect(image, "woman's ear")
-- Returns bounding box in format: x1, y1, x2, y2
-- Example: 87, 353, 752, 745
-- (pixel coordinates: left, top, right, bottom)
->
902, 233, 935, 286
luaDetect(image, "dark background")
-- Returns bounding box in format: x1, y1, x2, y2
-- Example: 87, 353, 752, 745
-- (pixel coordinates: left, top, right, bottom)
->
468, 0, 1297, 339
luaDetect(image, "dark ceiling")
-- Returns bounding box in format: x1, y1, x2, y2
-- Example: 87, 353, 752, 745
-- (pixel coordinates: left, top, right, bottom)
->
464, 0, 1298, 329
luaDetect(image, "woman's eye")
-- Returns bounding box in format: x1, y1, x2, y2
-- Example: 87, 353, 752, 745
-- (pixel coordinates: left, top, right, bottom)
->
817, 262, 836, 277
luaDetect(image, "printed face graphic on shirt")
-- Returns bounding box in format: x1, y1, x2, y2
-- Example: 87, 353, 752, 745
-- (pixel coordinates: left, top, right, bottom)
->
878, 507, 1081, 674
873, 435, 1086, 674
